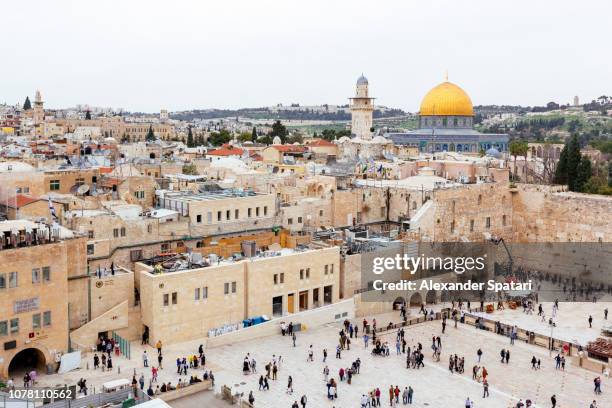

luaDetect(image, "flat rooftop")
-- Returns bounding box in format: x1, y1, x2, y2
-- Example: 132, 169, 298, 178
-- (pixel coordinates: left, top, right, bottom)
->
161, 189, 263, 202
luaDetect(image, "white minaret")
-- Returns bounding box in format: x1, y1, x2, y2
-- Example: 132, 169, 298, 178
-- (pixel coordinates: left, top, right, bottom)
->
349, 74, 375, 140
33, 89, 44, 125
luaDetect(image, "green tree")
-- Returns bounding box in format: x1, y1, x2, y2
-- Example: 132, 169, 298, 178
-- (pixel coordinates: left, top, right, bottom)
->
238, 132, 253, 142
187, 126, 194, 147
23, 96, 31, 110
575, 156, 592, 192
566, 134, 582, 191
555, 143, 569, 185
146, 125, 155, 142
209, 129, 232, 146
270, 120, 288, 143
258, 134, 273, 145
251, 126, 257, 142
182, 163, 198, 175
509, 139, 528, 181
286, 133, 303, 144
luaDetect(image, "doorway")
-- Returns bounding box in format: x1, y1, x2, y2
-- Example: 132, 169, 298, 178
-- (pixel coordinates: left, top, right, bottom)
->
313, 288, 320, 308
323, 285, 333, 305
9, 348, 46, 377
299, 290, 309, 311
287, 293, 295, 314
272, 296, 283, 317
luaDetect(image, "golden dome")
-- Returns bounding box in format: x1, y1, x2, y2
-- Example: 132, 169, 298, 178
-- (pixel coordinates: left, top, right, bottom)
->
419, 81, 474, 116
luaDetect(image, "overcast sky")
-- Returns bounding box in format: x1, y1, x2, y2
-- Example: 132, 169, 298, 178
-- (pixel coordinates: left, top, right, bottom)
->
2, 0, 611, 112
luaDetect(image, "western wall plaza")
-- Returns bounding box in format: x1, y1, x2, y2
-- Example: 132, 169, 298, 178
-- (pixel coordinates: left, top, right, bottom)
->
1, 2, 611, 408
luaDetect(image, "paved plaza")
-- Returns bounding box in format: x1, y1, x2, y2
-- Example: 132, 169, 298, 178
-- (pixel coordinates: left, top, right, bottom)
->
27, 302, 611, 408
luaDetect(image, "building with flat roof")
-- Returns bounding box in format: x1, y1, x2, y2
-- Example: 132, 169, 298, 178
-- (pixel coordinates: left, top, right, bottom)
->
134, 243, 340, 345
0, 220, 87, 379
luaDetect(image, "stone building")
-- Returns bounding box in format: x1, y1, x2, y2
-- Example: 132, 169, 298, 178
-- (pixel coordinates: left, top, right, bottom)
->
136, 245, 340, 345
350, 75, 375, 140
0, 220, 87, 379
387, 77, 509, 153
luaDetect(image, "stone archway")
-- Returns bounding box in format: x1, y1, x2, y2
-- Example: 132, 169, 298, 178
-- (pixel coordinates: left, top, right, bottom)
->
8, 347, 47, 378
393, 296, 406, 310
426, 289, 437, 304
440, 290, 451, 303
409, 292, 423, 307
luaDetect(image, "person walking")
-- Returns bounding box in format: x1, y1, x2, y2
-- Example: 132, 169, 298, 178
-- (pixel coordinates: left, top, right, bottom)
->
156, 340, 162, 355
550, 394, 556, 408
407, 386, 413, 404
477, 348, 483, 363
589, 315, 593, 328
143, 350, 148, 367
483, 379, 489, 398
300, 394, 307, 408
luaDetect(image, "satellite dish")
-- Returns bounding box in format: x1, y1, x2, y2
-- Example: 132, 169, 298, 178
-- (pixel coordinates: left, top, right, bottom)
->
77, 184, 90, 195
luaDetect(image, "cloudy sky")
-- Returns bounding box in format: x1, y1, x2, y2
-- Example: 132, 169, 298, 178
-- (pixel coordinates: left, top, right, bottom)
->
2, 0, 610, 112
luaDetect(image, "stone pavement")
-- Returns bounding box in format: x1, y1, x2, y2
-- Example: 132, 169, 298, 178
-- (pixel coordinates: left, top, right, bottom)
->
29, 303, 611, 407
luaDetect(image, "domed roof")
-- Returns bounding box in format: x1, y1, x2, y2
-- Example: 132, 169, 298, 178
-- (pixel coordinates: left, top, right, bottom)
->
419, 81, 474, 116
356, 74, 368, 86
485, 147, 501, 158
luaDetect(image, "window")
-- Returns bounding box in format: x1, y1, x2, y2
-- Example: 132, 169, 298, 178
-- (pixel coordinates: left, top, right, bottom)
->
224, 282, 229, 295
280, 273, 285, 284
75, 178, 85, 187
202, 287, 208, 299
380, 206, 386, 217
256, 207, 260, 217
88, 230, 95, 239
49, 180, 60, 191
194, 288, 200, 300
470, 219, 474, 232
161, 243, 170, 252
134, 191, 145, 199
130, 249, 142, 261
297, 217, 302, 223
147, 224, 153, 233
42, 266, 50, 282
502, 215, 507, 226
0, 273, 5, 289
232, 281, 236, 293
113, 228, 119, 238
486, 217, 491, 229
300, 269, 304, 280
32, 268, 40, 284
217, 211, 222, 221
87, 244, 95, 255
10, 318, 19, 333
32, 313, 41, 329
274, 274, 278, 285
288, 218, 293, 225
235, 209, 239, 219
450, 221, 455, 233
207, 212, 212, 223
306, 268, 310, 279
330, 264, 334, 274
120, 227, 126, 237
264, 206, 268, 216
171, 292, 177, 305
0, 320, 7, 336
9, 272, 18, 288
226, 210, 230, 220
324, 265, 329, 275
248, 208, 252, 218
163, 294, 169, 306
43, 311, 51, 326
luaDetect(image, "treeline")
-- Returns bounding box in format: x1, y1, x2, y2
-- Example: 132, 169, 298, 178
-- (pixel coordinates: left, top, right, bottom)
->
170, 108, 405, 121
555, 135, 611, 195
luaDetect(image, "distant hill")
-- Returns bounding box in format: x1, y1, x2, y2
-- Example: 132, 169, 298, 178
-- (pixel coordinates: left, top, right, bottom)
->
170, 107, 405, 121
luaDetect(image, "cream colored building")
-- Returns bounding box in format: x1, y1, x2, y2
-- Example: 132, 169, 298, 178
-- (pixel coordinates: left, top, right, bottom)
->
0, 220, 87, 379
136, 245, 340, 345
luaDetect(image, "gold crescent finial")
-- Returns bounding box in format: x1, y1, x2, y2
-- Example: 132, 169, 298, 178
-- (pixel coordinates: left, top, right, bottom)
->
445, 70, 448, 82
